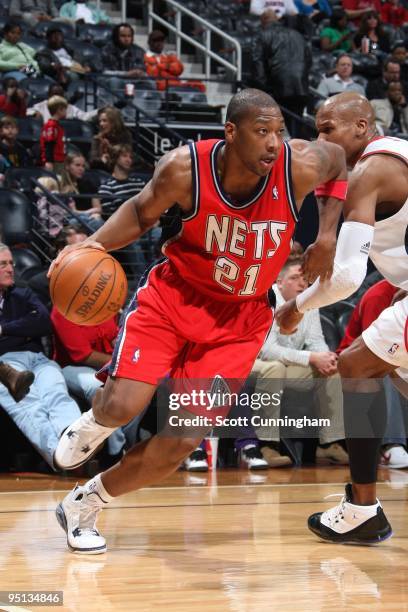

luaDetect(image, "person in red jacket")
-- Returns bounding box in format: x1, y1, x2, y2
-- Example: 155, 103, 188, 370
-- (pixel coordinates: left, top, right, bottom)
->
337, 279, 408, 469
381, 0, 408, 28
0, 77, 27, 117
40, 95, 67, 173
144, 29, 205, 92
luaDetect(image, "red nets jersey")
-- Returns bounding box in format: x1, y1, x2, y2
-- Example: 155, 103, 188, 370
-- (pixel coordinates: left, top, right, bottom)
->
40, 119, 65, 164
163, 139, 298, 302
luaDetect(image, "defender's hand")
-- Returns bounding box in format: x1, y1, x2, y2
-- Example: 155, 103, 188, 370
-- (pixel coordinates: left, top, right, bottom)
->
302, 239, 336, 284
275, 298, 304, 335
47, 240, 105, 278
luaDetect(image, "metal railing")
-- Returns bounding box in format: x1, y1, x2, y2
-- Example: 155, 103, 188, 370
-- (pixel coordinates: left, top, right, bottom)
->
147, 0, 242, 82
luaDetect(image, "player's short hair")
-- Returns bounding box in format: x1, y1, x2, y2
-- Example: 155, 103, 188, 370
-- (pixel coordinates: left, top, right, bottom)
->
226, 88, 279, 125
47, 95, 68, 115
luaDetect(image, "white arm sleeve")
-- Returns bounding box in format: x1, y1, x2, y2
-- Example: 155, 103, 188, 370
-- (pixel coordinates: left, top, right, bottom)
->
296, 221, 374, 313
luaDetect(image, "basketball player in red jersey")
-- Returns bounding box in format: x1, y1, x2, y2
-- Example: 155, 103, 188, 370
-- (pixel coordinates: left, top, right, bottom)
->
50, 89, 347, 554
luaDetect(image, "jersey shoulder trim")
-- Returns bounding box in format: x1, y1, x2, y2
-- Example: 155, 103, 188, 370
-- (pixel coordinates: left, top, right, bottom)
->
183, 141, 200, 222
283, 142, 298, 223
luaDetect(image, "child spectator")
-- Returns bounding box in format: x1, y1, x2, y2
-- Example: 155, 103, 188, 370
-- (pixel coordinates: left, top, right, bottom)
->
40, 95, 67, 174
35, 176, 68, 238
0, 77, 27, 117
381, 0, 408, 28
0, 115, 32, 168
60, 151, 103, 231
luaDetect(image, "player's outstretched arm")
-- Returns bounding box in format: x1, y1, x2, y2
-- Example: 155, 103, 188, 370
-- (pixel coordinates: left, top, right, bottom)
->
276, 159, 380, 334
48, 146, 192, 276
290, 139, 348, 284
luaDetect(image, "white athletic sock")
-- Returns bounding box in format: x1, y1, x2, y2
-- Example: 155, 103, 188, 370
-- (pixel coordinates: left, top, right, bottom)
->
85, 473, 115, 505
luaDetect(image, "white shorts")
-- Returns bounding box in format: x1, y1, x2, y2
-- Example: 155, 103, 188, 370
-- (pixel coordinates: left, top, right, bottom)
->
362, 295, 408, 370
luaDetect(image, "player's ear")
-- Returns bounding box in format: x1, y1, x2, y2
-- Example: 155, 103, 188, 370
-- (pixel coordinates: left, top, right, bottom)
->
225, 121, 236, 143
356, 118, 368, 138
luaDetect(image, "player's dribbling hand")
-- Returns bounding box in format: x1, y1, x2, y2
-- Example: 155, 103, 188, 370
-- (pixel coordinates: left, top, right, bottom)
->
302, 239, 336, 284
275, 298, 304, 335
47, 240, 105, 278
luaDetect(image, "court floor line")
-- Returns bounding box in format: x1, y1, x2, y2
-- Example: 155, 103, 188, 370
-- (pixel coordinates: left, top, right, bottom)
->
0, 481, 383, 496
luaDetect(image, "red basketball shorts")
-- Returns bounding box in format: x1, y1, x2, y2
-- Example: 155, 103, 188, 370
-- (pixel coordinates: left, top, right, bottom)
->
108, 260, 273, 415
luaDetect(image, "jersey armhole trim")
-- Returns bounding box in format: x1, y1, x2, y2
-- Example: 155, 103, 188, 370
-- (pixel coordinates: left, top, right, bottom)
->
183, 142, 200, 222
284, 142, 299, 223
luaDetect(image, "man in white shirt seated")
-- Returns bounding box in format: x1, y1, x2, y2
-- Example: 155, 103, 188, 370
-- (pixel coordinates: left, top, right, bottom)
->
317, 54, 366, 99
27, 84, 98, 122
252, 256, 348, 465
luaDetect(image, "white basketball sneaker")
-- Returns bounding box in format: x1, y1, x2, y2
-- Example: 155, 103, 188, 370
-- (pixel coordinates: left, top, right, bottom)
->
54, 409, 116, 469
56, 484, 107, 554
308, 484, 392, 544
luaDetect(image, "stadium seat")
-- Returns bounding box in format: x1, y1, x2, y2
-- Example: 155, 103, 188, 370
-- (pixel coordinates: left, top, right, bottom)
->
33, 20, 75, 39
21, 34, 47, 52
83, 169, 111, 191
4, 167, 58, 192
11, 246, 44, 282
0, 189, 32, 245
20, 78, 51, 106
60, 119, 95, 156
64, 40, 102, 72
76, 24, 113, 47
15, 117, 42, 148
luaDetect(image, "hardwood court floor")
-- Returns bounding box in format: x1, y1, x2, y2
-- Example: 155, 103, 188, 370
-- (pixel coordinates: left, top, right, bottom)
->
1, 466, 408, 612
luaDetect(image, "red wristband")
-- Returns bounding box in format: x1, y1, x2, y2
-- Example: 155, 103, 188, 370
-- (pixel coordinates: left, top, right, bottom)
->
314, 180, 348, 200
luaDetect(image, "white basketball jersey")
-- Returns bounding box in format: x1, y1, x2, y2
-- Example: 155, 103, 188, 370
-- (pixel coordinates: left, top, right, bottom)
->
359, 137, 408, 289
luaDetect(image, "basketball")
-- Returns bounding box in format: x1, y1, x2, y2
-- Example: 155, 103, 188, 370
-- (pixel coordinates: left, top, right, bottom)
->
50, 247, 128, 325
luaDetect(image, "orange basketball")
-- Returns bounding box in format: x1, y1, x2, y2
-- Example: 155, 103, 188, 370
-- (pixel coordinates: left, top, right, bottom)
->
50, 247, 128, 325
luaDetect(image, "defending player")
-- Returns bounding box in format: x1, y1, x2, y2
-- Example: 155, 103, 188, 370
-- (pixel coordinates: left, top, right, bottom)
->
277, 91, 408, 544
50, 89, 347, 554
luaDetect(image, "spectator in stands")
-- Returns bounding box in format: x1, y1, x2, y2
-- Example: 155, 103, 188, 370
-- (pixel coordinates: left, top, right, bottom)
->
0, 115, 32, 169
341, 0, 381, 26
27, 83, 98, 121
251, 9, 311, 135
60, 151, 103, 231
337, 280, 408, 469
391, 42, 408, 81
10, 0, 59, 27
35, 176, 68, 238
59, 0, 111, 25
317, 54, 366, 98
320, 10, 353, 52
0, 243, 82, 469
36, 27, 90, 86
250, 0, 298, 20
144, 30, 205, 92
371, 81, 408, 133
381, 0, 408, 28
294, 0, 331, 20
251, 257, 347, 465
40, 95, 67, 174
51, 302, 127, 463
0, 22, 40, 82
0, 77, 27, 117
354, 11, 391, 54
90, 106, 132, 171
94, 143, 156, 280
366, 57, 402, 99
101, 23, 146, 79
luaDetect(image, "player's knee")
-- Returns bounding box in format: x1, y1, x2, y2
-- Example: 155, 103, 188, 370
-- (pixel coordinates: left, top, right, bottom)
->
338, 350, 360, 378
95, 386, 140, 426
160, 437, 203, 466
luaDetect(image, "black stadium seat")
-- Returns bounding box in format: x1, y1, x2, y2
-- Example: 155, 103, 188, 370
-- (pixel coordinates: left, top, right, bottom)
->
59, 119, 95, 156
33, 20, 75, 40
76, 24, 113, 47
0, 189, 32, 245
15, 118, 42, 148
20, 78, 52, 106
4, 167, 58, 192
11, 247, 44, 282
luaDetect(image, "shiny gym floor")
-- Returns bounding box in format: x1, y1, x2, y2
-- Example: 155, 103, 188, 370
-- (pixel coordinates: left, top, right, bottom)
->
1, 466, 408, 611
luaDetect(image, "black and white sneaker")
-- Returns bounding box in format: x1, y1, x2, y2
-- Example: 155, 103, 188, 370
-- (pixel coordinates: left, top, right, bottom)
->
184, 448, 208, 472
56, 484, 107, 554
308, 483, 392, 544
240, 444, 269, 470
